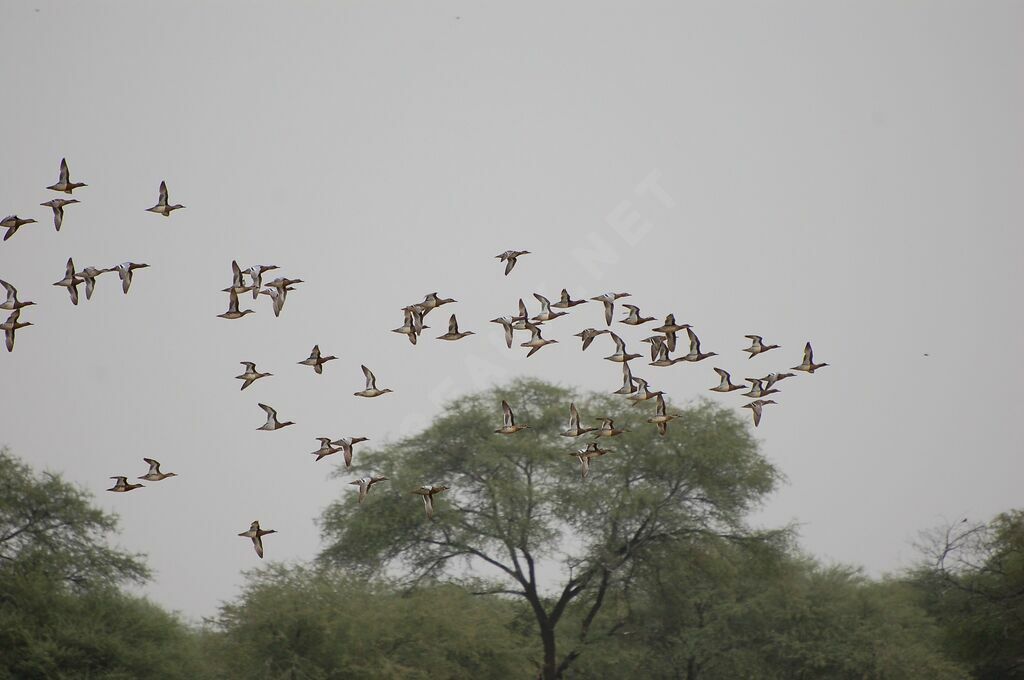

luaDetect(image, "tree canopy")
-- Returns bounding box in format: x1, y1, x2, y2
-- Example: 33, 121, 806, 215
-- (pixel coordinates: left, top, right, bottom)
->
318, 379, 780, 678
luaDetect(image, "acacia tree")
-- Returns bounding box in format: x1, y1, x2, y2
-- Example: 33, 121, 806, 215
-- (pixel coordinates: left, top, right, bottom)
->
0, 447, 148, 588
318, 379, 779, 679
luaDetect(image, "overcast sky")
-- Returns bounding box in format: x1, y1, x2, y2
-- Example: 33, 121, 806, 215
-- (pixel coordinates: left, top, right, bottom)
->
1, 1, 1021, 620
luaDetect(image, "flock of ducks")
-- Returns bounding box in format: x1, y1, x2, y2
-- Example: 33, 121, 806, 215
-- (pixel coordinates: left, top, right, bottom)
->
3, 158, 830, 560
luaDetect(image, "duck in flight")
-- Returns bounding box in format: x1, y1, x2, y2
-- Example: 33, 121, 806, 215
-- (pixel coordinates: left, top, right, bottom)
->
244, 265, 279, 299
1, 215, 37, 241
495, 400, 529, 434
646, 394, 680, 436
742, 378, 780, 399
561, 402, 596, 437
437, 314, 474, 341
743, 335, 780, 359
709, 368, 745, 393
627, 377, 663, 405
107, 476, 143, 493
238, 521, 276, 559
257, 403, 294, 431
354, 365, 393, 397
574, 328, 608, 351
520, 322, 558, 357
496, 250, 530, 276
590, 292, 631, 326
411, 485, 449, 519
531, 293, 568, 322
620, 304, 655, 326
330, 437, 370, 468
112, 262, 149, 294
742, 399, 777, 427
0, 280, 35, 311
652, 314, 690, 352
613, 362, 638, 395
218, 290, 254, 319
604, 332, 641, 363
1, 310, 32, 352
146, 181, 184, 216
552, 288, 586, 309
298, 344, 337, 374
351, 475, 389, 503
236, 361, 272, 390
47, 158, 87, 194
311, 438, 341, 462
40, 198, 79, 231
76, 266, 111, 300
792, 342, 829, 373
593, 417, 628, 438
680, 328, 717, 362
52, 257, 83, 305
570, 442, 609, 480
138, 458, 177, 482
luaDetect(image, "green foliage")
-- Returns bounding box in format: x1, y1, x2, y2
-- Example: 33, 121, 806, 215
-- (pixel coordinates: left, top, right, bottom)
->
911, 510, 1024, 678
0, 447, 205, 679
0, 447, 148, 589
317, 379, 780, 678
203, 565, 534, 679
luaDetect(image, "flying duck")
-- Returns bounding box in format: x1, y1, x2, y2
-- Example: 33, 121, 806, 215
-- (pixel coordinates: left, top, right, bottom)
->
649, 342, 684, 367
520, 322, 558, 357
531, 293, 568, 322
742, 378, 780, 399
590, 292, 631, 326
258, 286, 287, 317
495, 250, 530, 276
146, 181, 184, 216
489, 316, 518, 349
710, 368, 745, 393
350, 475, 389, 503
552, 288, 586, 309
792, 342, 829, 373
742, 399, 777, 427
107, 476, 143, 493
138, 458, 177, 482
298, 344, 337, 374
604, 332, 641, 363
574, 328, 608, 351
570, 442, 609, 480
236, 361, 272, 390
226, 261, 255, 296
112, 262, 149, 294
393, 308, 424, 345
310, 437, 341, 461
646, 394, 680, 436
640, 335, 666, 361
354, 365, 393, 397
613, 362, 638, 395
0, 280, 35, 311
627, 377, 663, 406
652, 315, 690, 352
495, 400, 529, 434
243, 265, 280, 299
593, 417, 628, 438
760, 372, 796, 390
420, 292, 456, 311
743, 335, 780, 359
620, 304, 655, 326
561, 402, 596, 437
238, 521, 276, 559
52, 258, 82, 305
680, 328, 717, 362
218, 290, 254, 319
76, 266, 111, 300
257, 403, 294, 431
437, 314, 474, 341
1, 310, 32, 352
330, 437, 370, 468
47, 158, 87, 194
1, 215, 37, 241
40, 198, 79, 231
411, 485, 449, 519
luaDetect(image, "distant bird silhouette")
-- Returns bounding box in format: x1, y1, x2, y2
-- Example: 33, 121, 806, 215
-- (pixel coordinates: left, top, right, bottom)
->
238, 520, 276, 558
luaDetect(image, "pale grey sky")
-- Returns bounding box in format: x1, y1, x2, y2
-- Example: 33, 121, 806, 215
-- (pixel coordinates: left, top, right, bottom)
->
1, 1, 1021, 620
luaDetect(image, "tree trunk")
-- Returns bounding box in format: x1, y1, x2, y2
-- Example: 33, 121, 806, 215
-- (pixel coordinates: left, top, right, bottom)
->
541, 622, 558, 680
